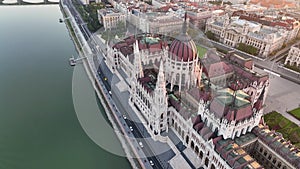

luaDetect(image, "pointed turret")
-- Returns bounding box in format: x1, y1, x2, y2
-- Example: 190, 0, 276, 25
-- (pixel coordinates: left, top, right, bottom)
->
182, 12, 188, 35
150, 60, 168, 136
155, 61, 166, 91
133, 40, 144, 78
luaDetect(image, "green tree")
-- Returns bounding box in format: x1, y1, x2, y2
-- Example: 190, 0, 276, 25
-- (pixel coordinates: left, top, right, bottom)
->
237, 43, 258, 56
205, 31, 219, 42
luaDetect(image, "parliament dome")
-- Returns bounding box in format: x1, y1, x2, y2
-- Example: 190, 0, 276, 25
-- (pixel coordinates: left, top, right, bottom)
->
169, 15, 197, 62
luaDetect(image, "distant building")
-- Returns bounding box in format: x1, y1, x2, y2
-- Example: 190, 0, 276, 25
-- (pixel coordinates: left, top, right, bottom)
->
206, 14, 289, 57
285, 44, 300, 67
226, 4, 267, 14
249, 0, 296, 9
232, 11, 300, 43
187, 9, 222, 29
97, 8, 126, 31
128, 9, 184, 34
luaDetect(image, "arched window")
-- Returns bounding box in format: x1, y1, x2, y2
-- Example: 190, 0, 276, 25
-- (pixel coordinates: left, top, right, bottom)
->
211, 164, 216, 169
277, 162, 282, 168
186, 135, 189, 144
268, 154, 272, 160
191, 141, 195, 149
199, 151, 203, 159
195, 146, 199, 155
205, 157, 209, 166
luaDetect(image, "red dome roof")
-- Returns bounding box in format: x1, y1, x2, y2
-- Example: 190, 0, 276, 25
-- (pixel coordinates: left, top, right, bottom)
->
169, 13, 198, 62
169, 33, 197, 62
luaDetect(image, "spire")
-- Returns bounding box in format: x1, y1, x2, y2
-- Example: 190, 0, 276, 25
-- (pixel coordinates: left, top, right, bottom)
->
134, 40, 139, 54
182, 12, 188, 35
156, 60, 166, 89
133, 40, 144, 78
152, 60, 168, 135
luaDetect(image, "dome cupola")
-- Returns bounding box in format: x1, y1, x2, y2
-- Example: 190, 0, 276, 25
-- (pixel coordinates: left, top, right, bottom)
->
169, 13, 197, 62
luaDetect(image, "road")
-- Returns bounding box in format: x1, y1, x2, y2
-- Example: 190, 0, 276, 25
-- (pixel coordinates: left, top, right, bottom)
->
125, 119, 164, 169
63, 0, 166, 168
254, 67, 300, 126
210, 40, 300, 85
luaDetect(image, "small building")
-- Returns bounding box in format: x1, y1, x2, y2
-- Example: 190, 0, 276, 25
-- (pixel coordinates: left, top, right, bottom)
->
285, 44, 300, 67
97, 8, 126, 31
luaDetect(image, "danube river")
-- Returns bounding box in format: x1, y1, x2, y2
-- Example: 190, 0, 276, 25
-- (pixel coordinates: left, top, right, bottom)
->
0, 5, 131, 169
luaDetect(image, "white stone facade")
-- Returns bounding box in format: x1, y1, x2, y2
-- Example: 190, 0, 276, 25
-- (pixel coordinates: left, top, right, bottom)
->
205, 14, 290, 57
285, 45, 300, 67
97, 9, 126, 31
103, 33, 300, 169
128, 11, 183, 34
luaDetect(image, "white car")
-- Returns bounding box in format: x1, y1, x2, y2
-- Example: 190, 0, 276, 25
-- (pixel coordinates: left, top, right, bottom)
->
129, 126, 133, 131
139, 141, 144, 148
149, 160, 154, 166
122, 114, 127, 119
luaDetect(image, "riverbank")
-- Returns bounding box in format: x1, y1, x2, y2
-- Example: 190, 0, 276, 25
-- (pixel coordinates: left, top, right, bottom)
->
59, 1, 146, 168
0, 5, 131, 169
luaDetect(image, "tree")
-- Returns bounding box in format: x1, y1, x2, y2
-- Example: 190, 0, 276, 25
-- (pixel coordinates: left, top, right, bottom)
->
237, 43, 258, 56
205, 31, 219, 42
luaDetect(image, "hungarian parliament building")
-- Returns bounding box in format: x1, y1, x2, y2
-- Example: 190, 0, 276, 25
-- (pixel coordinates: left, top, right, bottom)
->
98, 18, 300, 169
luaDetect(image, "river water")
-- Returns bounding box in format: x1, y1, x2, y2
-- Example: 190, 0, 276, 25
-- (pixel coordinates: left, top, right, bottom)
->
0, 5, 131, 169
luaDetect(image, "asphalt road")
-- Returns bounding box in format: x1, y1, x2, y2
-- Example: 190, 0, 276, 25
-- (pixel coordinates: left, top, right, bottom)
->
209, 40, 300, 85
125, 119, 164, 169
63, 1, 167, 167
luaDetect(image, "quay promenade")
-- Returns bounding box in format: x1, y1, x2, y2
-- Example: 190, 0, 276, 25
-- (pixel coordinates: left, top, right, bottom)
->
60, 1, 151, 169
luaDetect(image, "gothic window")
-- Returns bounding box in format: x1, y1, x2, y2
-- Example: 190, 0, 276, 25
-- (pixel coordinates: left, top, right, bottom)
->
195, 146, 199, 155
198, 150, 202, 159
191, 141, 195, 149
268, 155, 272, 160
205, 157, 209, 166
181, 73, 186, 85
277, 162, 282, 168
178, 127, 181, 135
186, 135, 189, 144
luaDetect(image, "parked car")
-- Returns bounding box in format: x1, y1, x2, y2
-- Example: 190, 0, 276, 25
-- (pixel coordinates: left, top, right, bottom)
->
149, 160, 154, 166
139, 141, 144, 148
129, 126, 133, 131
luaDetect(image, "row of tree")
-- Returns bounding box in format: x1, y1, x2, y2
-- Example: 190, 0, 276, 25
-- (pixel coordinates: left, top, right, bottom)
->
237, 43, 258, 56
72, 0, 104, 33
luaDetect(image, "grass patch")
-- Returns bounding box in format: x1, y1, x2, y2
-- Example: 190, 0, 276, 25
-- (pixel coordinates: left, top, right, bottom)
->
197, 45, 207, 58
60, 4, 82, 51
216, 48, 228, 54
288, 107, 300, 120
100, 22, 126, 41
284, 64, 300, 73
264, 111, 300, 148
